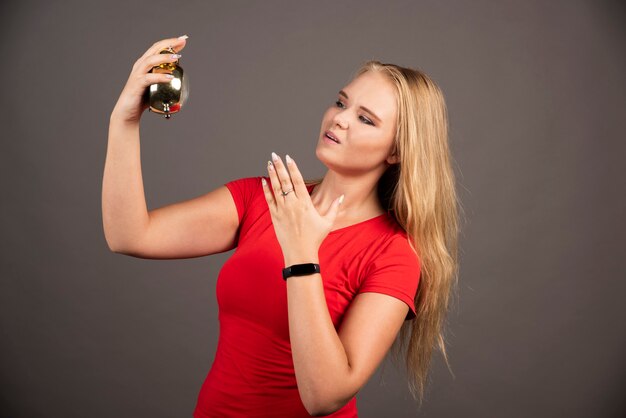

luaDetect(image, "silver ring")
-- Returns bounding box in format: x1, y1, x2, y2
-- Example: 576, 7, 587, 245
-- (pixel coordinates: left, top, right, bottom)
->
281, 188, 294, 196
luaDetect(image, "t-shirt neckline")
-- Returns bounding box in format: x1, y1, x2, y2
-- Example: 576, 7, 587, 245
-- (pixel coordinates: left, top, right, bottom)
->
328, 213, 388, 235
305, 183, 389, 235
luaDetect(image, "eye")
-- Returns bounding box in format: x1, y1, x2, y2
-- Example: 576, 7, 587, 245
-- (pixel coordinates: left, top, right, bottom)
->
359, 115, 374, 126
335, 100, 375, 126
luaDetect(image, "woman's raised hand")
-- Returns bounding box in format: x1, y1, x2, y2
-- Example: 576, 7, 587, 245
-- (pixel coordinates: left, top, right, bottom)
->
110, 35, 188, 124
262, 153, 344, 266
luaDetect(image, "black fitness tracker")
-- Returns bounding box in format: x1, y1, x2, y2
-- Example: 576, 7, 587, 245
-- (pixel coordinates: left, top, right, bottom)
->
282, 263, 321, 280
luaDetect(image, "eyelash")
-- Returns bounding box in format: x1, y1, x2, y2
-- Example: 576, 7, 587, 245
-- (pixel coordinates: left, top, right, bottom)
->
334, 100, 375, 126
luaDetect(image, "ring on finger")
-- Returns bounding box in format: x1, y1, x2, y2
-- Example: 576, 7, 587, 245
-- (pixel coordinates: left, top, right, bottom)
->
281, 188, 294, 197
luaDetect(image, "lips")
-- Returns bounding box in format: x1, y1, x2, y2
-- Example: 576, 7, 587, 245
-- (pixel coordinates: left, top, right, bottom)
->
325, 130, 340, 143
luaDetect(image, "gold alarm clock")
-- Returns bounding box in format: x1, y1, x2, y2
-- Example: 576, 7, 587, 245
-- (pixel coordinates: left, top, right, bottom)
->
146, 46, 189, 119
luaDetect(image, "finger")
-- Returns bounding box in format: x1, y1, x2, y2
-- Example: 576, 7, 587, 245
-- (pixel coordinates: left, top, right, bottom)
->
270, 153, 295, 199
261, 176, 276, 212
138, 52, 182, 74
125, 72, 175, 96
168, 36, 188, 54
267, 159, 284, 208
139, 35, 188, 62
141, 72, 175, 87
325, 194, 345, 219
284, 155, 308, 199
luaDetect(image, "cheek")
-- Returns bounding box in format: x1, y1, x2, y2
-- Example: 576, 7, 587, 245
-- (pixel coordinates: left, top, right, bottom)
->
356, 130, 396, 158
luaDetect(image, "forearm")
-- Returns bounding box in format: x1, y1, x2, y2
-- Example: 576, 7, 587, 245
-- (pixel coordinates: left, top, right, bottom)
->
101, 115, 150, 252
285, 254, 355, 414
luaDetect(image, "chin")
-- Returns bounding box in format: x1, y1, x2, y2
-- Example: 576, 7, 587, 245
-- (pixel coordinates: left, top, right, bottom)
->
315, 145, 332, 166
314, 143, 325, 163
316, 146, 346, 174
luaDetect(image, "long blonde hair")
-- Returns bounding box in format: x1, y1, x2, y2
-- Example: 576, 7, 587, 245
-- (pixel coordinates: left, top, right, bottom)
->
307, 60, 460, 402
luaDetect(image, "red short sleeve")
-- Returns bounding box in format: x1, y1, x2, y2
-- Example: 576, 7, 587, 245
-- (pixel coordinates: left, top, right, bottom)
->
224, 176, 263, 224
359, 235, 421, 320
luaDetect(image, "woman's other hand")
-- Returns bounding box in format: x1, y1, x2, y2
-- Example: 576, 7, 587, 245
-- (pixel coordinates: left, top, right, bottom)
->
110, 35, 188, 124
262, 153, 344, 265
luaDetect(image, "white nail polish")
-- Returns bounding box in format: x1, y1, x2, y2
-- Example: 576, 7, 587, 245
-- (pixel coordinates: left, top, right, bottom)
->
286, 155, 292, 164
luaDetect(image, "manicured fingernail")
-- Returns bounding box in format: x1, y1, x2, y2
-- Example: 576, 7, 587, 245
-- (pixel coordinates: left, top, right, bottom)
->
271, 152, 279, 162
267, 160, 274, 171
285, 155, 293, 164
338, 194, 345, 205
171, 54, 181, 59
178, 35, 189, 40
165, 74, 174, 79
261, 178, 266, 186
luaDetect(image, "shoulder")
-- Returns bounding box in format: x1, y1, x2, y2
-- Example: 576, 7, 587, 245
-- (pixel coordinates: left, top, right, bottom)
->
225, 175, 264, 190
357, 216, 420, 320
352, 213, 420, 274
224, 176, 266, 222
372, 229, 419, 268
371, 213, 416, 252
224, 175, 267, 202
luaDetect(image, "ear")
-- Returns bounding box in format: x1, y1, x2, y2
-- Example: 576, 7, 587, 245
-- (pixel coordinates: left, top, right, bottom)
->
386, 141, 399, 165
386, 153, 399, 165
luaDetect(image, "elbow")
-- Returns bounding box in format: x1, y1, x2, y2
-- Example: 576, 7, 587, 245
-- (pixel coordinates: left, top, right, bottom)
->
103, 233, 122, 254
303, 401, 332, 417
301, 391, 351, 417
103, 232, 128, 255
104, 236, 119, 253
102, 226, 135, 255
107, 243, 124, 254
308, 408, 339, 417
305, 402, 345, 417
103, 225, 121, 253
106, 241, 125, 254
299, 371, 358, 416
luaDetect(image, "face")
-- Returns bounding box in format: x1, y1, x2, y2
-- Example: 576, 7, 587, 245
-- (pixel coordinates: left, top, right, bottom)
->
316, 70, 399, 176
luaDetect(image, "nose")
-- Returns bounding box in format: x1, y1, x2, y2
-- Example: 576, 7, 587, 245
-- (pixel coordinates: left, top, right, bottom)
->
333, 113, 348, 129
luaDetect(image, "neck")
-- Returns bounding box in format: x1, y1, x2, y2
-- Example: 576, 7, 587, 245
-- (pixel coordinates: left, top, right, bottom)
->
310, 168, 387, 219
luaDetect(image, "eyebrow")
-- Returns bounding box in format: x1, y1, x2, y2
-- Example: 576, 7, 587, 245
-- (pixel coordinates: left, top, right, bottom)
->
338, 90, 382, 123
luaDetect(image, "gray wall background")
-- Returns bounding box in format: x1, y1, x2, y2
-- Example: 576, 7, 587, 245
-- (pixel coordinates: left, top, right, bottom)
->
1, 0, 624, 417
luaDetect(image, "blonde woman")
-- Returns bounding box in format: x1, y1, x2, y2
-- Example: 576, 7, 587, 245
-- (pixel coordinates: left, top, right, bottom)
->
103, 35, 459, 417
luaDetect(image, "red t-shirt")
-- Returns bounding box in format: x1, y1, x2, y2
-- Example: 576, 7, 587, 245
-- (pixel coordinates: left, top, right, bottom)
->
193, 176, 420, 418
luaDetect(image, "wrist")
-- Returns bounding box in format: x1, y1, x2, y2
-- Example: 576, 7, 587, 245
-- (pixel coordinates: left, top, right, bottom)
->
282, 263, 321, 280
110, 113, 139, 127
284, 253, 319, 267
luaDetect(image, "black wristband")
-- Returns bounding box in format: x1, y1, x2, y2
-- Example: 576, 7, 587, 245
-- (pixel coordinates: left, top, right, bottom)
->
282, 263, 320, 280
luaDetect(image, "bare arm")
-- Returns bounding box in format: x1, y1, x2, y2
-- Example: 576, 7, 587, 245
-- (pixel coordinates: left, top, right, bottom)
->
101, 118, 149, 252
120, 183, 240, 259
101, 35, 240, 259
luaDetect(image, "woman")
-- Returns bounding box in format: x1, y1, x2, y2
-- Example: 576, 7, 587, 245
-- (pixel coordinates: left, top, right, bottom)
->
102, 35, 459, 417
